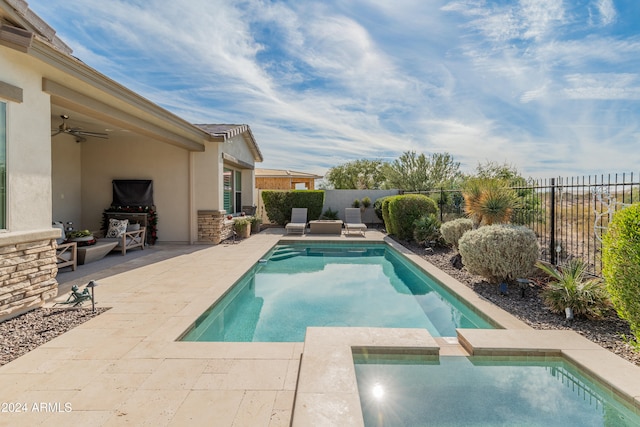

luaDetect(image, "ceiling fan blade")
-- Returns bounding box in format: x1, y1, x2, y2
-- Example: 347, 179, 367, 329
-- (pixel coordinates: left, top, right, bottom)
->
51, 130, 63, 137
73, 130, 109, 139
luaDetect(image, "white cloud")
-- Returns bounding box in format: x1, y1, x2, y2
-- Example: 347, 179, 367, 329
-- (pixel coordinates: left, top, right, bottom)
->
26, 0, 640, 178
592, 0, 617, 26
563, 73, 640, 100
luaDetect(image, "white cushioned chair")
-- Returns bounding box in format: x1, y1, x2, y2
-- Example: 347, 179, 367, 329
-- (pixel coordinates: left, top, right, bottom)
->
285, 208, 308, 235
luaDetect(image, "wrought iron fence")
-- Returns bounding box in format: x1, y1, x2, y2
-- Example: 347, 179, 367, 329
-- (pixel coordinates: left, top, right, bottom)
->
411, 173, 640, 276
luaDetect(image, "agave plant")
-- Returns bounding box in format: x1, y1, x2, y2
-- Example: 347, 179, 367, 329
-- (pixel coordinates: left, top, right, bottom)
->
462, 178, 519, 226
537, 259, 611, 319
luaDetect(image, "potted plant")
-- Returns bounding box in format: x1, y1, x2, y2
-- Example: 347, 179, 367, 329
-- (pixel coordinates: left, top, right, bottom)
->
250, 216, 262, 233
66, 229, 96, 246
234, 218, 251, 239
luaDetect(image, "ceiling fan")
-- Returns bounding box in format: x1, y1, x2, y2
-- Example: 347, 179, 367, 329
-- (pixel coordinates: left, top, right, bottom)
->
51, 114, 109, 142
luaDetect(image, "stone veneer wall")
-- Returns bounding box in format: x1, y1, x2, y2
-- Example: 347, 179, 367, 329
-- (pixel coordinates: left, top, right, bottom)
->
197, 210, 234, 244
0, 231, 60, 322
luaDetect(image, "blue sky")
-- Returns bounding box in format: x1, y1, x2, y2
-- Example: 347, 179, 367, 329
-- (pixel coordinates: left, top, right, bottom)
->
28, 0, 640, 178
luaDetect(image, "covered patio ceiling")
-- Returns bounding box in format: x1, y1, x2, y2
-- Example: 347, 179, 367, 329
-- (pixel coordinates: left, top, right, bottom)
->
47, 80, 206, 152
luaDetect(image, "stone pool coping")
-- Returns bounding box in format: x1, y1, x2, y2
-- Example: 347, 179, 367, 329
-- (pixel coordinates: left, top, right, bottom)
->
292, 328, 640, 426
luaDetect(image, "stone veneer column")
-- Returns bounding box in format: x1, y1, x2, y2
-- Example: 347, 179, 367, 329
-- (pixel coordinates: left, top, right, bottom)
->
0, 231, 60, 322
197, 210, 235, 244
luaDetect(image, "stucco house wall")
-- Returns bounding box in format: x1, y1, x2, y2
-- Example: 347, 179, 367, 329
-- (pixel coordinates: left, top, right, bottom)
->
0, 1, 263, 319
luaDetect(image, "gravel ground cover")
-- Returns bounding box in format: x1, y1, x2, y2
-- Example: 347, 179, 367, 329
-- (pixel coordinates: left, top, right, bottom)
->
0, 307, 107, 367
1, 239, 638, 368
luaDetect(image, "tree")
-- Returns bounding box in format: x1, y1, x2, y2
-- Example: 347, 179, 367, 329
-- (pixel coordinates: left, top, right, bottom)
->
474, 161, 527, 186
325, 159, 386, 189
383, 151, 462, 191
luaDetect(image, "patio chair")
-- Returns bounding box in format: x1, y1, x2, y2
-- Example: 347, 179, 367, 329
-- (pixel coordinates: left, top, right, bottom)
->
344, 208, 367, 236
53, 221, 77, 271
101, 219, 146, 255
285, 208, 308, 235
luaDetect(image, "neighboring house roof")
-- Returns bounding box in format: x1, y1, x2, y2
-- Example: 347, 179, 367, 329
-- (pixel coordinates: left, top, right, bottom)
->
255, 168, 323, 179
195, 124, 263, 163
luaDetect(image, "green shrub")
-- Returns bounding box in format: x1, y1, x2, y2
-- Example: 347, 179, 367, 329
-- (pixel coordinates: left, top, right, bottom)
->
361, 197, 372, 208
374, 196, 390, 221
381, 197, 394, 234
387, 194, 438, 240
538, 259, 610, 319
440, 218, 473, 249
262, 190, 324, 225
352, 199, 360, 208
603, 203, 640, 342
413, 214, 442, 245
233, 217, 251, 231
458, 224, 538, 283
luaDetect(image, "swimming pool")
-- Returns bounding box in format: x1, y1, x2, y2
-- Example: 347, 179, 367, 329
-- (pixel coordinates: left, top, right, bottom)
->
354, 354, 640, 426
181, 243, 494, 342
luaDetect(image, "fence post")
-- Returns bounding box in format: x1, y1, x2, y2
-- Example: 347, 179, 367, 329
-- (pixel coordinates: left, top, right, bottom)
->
439, 188, 444, 222
550, 178, 556, 266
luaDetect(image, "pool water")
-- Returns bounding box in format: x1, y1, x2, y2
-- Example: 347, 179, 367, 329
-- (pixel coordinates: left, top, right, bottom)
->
181, 243, 494, 342
354, 354, 640, 427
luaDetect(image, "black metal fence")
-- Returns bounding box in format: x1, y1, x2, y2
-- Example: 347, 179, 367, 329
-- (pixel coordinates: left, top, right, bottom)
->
414, 173, 640, 276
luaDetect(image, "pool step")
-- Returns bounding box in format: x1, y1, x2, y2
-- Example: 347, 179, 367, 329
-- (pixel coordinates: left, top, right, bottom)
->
270, 246, 305, 261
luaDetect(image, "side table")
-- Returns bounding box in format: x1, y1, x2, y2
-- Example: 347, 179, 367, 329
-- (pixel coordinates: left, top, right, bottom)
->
308, 220, 343, 234
77, 241, 118, 265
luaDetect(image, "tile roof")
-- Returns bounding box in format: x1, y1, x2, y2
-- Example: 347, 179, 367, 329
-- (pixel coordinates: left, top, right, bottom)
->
255, 168, 323, 179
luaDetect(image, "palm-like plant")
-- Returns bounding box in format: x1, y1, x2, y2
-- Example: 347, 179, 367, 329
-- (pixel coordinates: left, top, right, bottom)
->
463, 178, 518, 226
537, 259, 611, 319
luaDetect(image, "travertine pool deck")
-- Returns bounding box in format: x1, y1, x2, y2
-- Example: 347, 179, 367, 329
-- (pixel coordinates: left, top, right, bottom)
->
1, 229, 639, 426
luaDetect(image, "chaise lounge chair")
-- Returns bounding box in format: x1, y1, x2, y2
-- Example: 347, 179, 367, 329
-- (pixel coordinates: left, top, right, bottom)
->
285, 208, 308, 235
344, 208, 367, 236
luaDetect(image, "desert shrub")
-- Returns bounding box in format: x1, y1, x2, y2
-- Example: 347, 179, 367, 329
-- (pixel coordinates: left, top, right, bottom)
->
413, 214, 442, 246
440, 218, 473, 250
538, 259, 610, 319
602, 203, 640, 343
458, 224, 538, 283
387, 195, 439, 240
262, 190, 324, 225
462, 178, 519, 226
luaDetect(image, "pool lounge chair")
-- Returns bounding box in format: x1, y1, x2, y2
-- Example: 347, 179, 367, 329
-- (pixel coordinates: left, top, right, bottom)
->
285, 208, 308, 235
344, 208, 367, 236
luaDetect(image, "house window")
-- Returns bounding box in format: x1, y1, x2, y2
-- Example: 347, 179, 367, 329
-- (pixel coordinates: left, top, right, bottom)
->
0, 101, 5, 229
223, 168, 242, 215
223, 168, 232, 214
235, 171, 242, 215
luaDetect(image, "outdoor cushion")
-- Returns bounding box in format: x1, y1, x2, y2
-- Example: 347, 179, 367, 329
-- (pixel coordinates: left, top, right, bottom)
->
52, 221, 66, 244
106, 218, 129, 238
